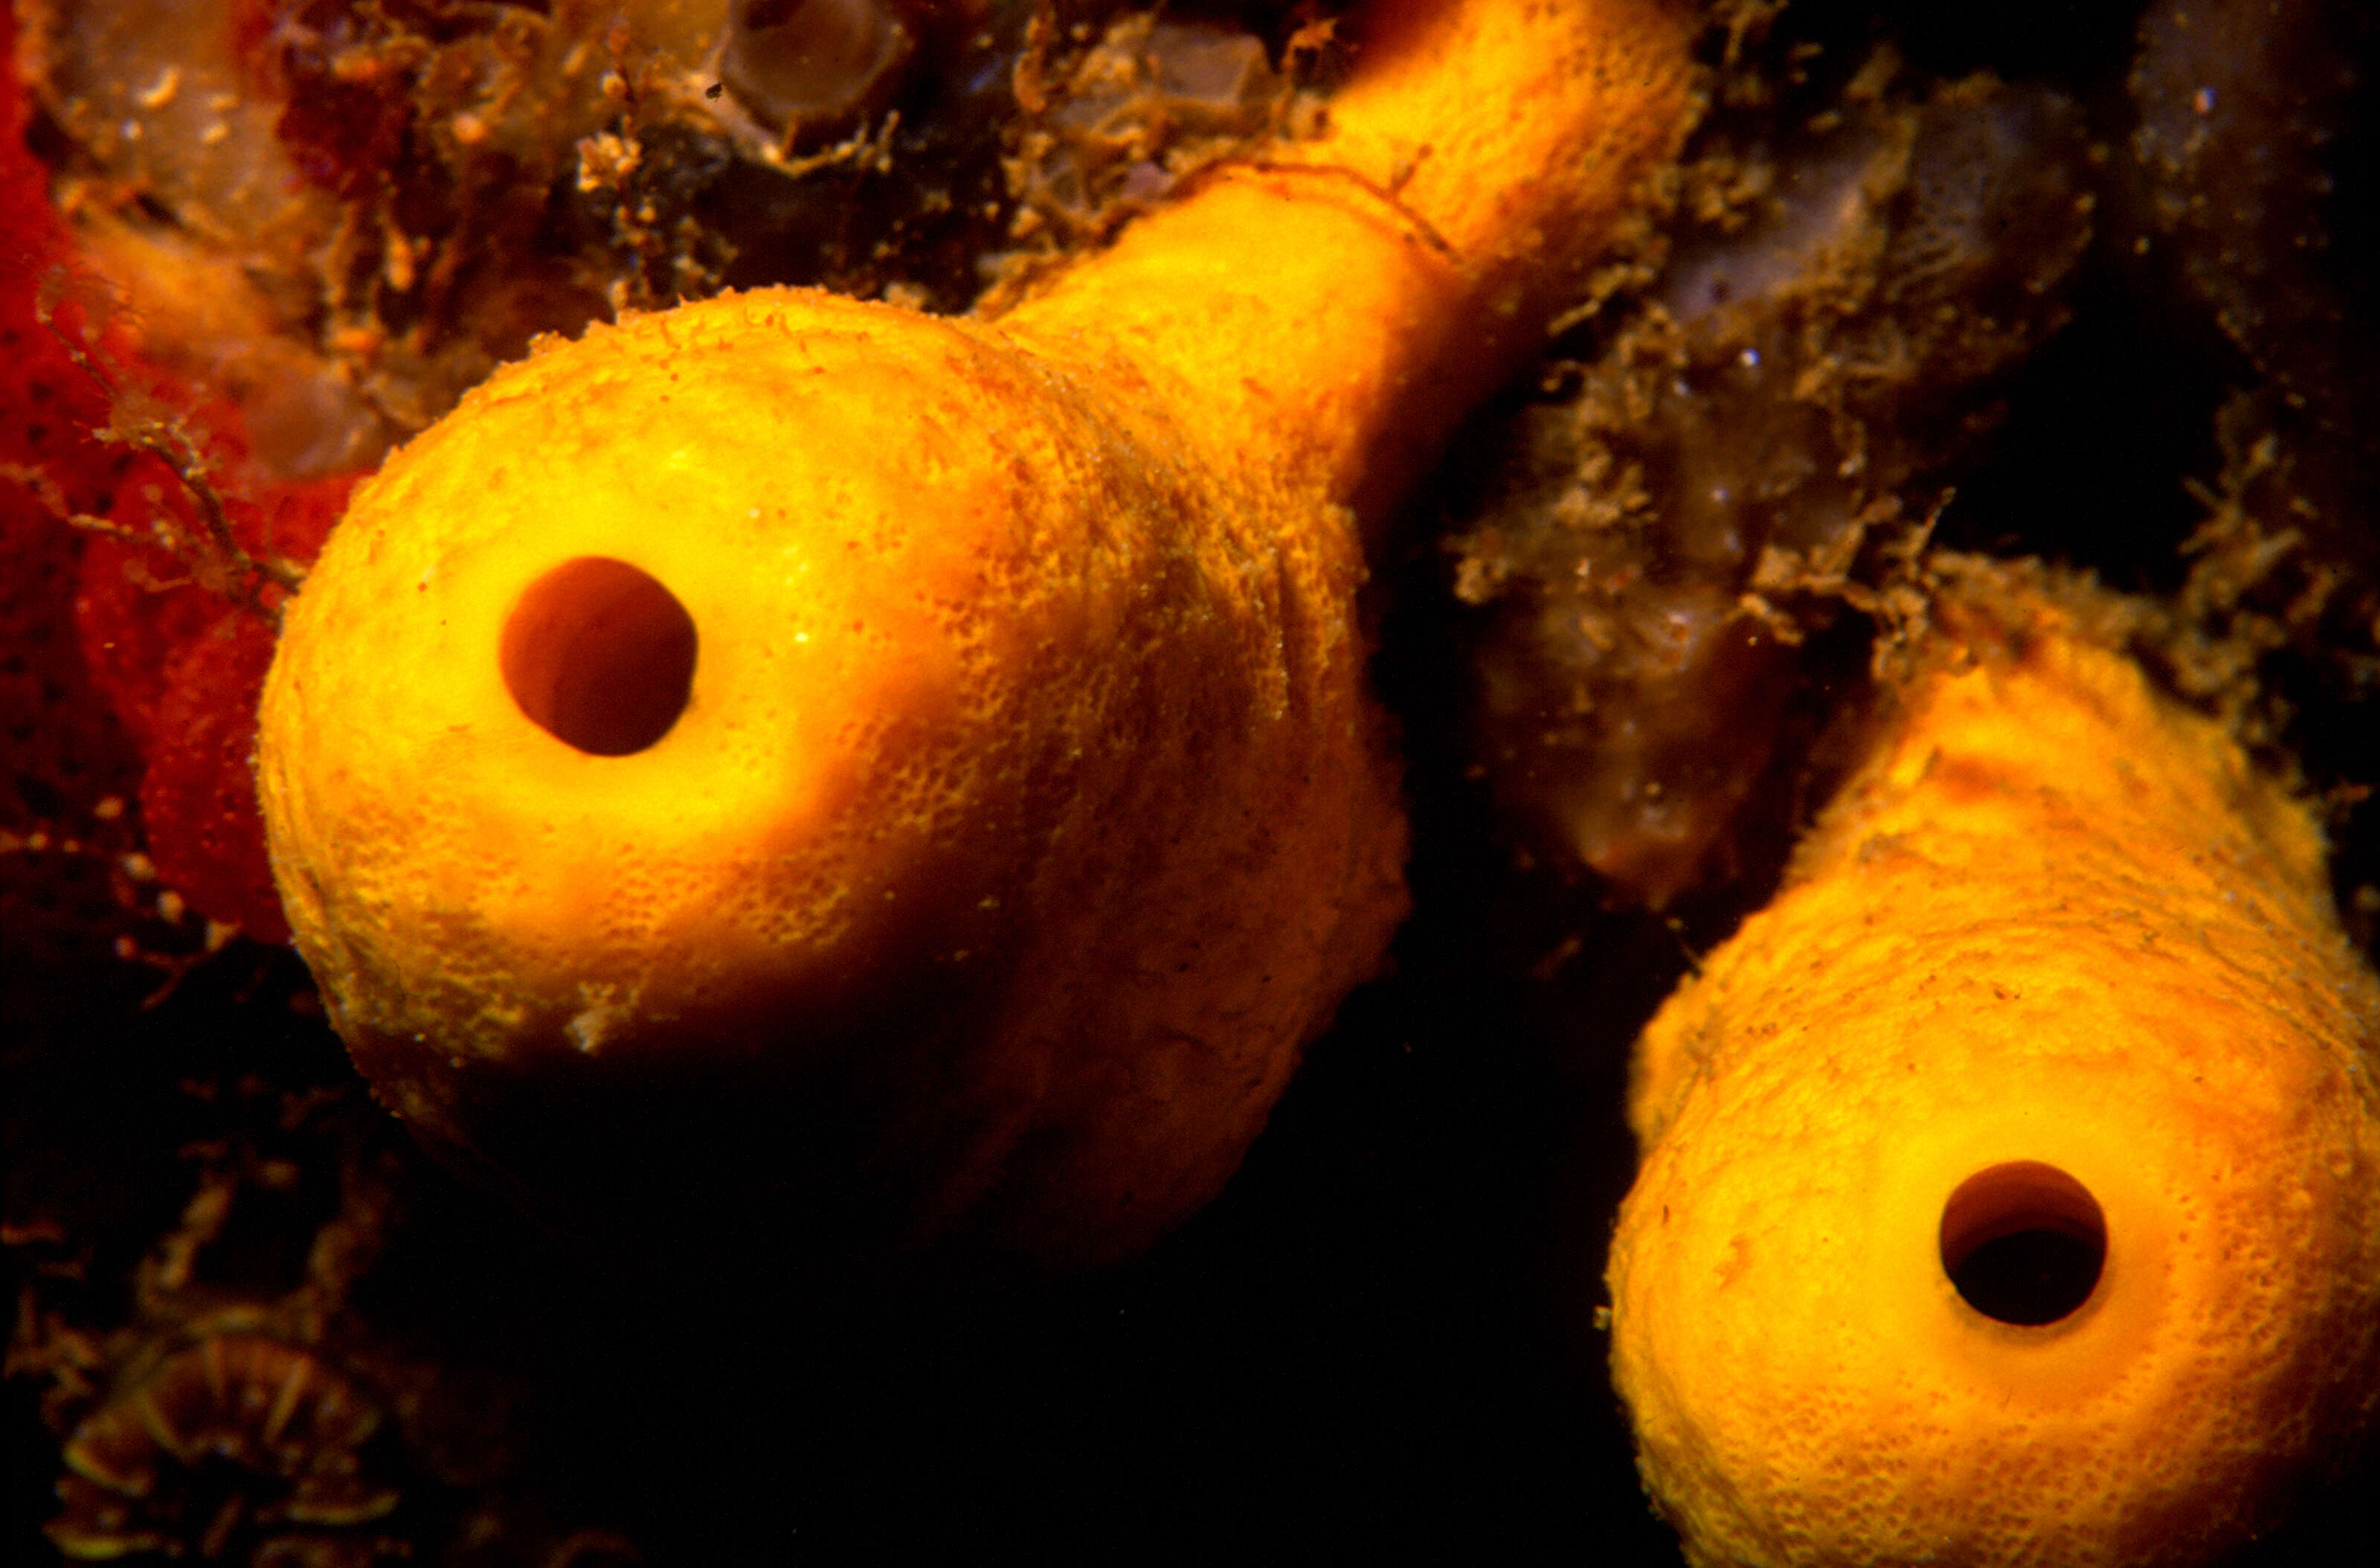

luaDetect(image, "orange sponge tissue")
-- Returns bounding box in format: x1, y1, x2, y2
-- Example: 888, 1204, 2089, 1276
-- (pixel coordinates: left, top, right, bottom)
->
1607, 571, 2380, 1567
254, 0, 1696, 1271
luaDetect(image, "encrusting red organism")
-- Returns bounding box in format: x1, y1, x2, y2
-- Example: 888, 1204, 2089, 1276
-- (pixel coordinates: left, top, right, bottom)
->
4, 1, 362, 942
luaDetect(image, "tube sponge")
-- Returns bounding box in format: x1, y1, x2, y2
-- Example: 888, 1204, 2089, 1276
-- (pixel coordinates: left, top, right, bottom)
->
1605, 566, 2380, 1565
254, 0, 1696, 1273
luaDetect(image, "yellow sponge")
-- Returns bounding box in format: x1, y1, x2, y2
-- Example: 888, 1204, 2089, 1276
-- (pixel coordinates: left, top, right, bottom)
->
1608, 573, 2380, 1565
257, 0, 1696, 1270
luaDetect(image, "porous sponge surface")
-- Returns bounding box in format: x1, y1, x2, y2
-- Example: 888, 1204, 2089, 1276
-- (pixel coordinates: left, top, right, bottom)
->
249, 1, 1705, 1273
257, 288, 1407, 1265
1606, 588, 2380, 1567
